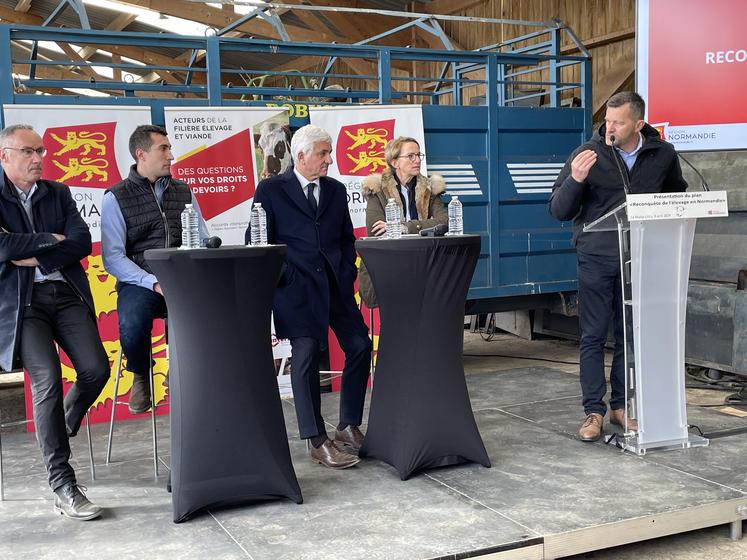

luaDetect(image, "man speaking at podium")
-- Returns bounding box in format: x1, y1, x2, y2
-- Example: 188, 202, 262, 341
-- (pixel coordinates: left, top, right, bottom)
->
548, 91, 688, 442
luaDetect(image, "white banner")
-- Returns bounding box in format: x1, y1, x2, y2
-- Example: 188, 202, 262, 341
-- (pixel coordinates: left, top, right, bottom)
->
309, 105, 426, 230
165, 106, 291, 246
1, 105, 170, 423
2, 104, 151, 241
627, 191, 729, 221
164, 106, 294, 363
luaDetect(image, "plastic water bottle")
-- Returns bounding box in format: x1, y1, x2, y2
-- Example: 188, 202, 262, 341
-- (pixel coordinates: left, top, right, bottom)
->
384, 198, 402, 239
250, 203, 268, 246
180, 203, 199, 249
447, 196, 463, 235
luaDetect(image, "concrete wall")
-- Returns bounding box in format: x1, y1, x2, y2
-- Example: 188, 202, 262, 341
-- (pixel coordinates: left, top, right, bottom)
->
682, 150, 747, 208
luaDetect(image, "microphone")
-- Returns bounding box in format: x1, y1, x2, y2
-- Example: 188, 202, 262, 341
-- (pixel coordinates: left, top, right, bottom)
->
677, 153, 710, 191
420, 223, 448, 237
609, 134, 630, 195
202, 236, 222, 249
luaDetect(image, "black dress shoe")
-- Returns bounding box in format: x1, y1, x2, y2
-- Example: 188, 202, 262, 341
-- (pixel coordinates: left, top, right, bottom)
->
53, 483, 103, 521
309, 439, 360, 469
334, 425, 365, 452
129, 374, 152, 414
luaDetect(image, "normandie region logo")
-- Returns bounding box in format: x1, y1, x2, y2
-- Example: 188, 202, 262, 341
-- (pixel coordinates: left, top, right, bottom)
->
43, 122, 122, 188
336, 119, 395, 176
651, 123, 668, 141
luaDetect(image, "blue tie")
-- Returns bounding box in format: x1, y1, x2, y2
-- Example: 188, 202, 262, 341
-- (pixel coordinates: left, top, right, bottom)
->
307, 183, 318, 214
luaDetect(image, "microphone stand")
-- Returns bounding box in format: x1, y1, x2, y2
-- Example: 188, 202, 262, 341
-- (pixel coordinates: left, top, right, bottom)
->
608, 134, 635, 432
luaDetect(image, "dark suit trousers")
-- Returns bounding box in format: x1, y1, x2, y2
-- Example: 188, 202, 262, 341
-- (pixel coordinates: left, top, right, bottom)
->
577, 252, 625, 416
290, 281, 372, 439
20, 281, 109, 490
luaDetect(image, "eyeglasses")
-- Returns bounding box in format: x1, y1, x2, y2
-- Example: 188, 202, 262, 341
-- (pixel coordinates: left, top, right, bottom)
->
396, 152, 425, 162
1, 146, 47, 158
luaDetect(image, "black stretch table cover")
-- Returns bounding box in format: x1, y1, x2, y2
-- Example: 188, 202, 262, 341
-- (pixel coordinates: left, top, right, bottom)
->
356, 235, 491, 480
145, 246, 302, 522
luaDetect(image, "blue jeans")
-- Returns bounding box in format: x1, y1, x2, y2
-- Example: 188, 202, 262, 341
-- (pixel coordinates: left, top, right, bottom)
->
117, 283, 167, 378
577, 251, 625, 416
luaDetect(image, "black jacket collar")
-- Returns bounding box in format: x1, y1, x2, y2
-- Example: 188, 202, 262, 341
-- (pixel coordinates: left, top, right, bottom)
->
1, 172, 49, 204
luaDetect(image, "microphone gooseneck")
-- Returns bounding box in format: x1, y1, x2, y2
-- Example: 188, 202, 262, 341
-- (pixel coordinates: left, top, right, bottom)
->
609, 134, 630, 195
677, 153, 710, 191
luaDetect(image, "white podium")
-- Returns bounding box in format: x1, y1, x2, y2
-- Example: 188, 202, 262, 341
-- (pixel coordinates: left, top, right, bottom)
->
583, 191, 728, 454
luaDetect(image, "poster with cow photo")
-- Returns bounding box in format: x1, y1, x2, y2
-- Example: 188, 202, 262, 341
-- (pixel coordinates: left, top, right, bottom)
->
165, 105, 292, 365
164, 106, 291, 245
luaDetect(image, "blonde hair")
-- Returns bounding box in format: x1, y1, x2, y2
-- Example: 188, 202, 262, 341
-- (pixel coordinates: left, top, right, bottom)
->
384, 136, 420, 171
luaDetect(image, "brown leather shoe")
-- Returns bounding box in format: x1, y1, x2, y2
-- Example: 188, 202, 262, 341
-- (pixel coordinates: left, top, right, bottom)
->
334, 425, 365, 452
579, 413, 604, 442
309, 439, 361, 469
609, 408, 638, 431
128, 374, 152, 414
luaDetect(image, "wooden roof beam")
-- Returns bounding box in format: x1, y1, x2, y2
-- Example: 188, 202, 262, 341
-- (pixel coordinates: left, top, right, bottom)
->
118, 0, 338, 42
593, 56, 635, 122
561, 28, 635, 54
416, 0, 488, 15
77, 13, 138, 60
57, 42, 107, 81
15, 0, 32, 13
0, 5, 43, 24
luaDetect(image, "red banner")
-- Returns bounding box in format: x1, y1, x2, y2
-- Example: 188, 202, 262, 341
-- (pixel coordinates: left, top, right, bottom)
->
335, 119, 395, 176
170, 130, 255, 221
648, 0, 747, 126
42, 122, 122, 188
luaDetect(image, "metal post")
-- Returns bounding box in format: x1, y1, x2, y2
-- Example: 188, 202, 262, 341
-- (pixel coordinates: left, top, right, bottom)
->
378, 49, 392, 104
0, 424, 5, 501
730, 519, 743, 541
548, 27, 561, 107
85, 413, 96, 481
206, 35, 222, 106
105, 349, 123, 465
149, 359, 158, 479
0, 26, 13, 119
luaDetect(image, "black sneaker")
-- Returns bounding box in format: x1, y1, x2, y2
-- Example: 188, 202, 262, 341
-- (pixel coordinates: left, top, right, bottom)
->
53, 483, 102, 521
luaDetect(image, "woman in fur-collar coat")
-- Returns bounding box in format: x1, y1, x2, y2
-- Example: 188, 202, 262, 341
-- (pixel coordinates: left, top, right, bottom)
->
358, 136, 447, 308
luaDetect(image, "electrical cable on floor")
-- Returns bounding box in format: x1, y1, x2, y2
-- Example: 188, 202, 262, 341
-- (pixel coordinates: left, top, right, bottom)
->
686, 384, 747, 391
463, 353, 580, 366
686, 368, 747, 388
725, 387, 747, 406
701, 426, 747, 439
604, 433, 624, 448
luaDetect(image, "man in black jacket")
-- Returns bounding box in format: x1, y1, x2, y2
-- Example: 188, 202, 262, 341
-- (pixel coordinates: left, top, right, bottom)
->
0, 124, 109, 519
549, 92, 688, 442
